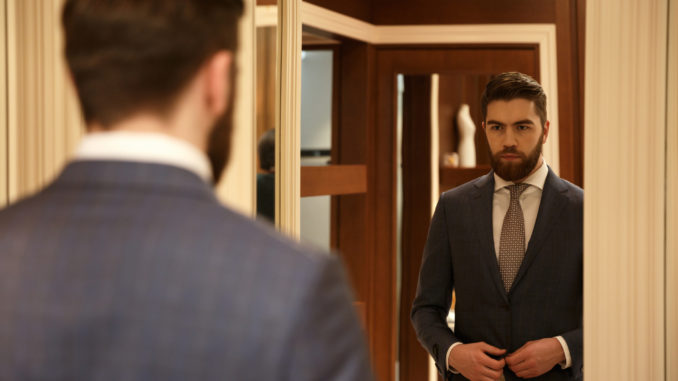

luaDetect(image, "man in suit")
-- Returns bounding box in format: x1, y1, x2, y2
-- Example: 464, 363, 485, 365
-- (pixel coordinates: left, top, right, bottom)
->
0, 1, 373, 380
411, 72, 582, 381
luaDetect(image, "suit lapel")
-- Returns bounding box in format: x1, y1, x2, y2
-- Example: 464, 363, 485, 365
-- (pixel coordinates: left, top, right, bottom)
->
510, 167, 568, 293
470, 172, 509, 303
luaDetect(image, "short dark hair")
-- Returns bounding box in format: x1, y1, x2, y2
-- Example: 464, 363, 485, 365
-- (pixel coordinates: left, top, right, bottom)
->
258, 129, 275, 171
62, 0, 244, 127
481, 72, 547, 126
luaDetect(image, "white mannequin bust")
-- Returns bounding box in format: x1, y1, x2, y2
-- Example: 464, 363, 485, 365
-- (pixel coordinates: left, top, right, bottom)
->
456, 104, 476, 167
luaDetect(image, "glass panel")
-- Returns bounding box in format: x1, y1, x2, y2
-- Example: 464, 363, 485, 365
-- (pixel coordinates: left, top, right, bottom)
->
299, 45, 335, 248
300, 195, 331, 250
254, 7, 277, 224
300, 49, 333, 166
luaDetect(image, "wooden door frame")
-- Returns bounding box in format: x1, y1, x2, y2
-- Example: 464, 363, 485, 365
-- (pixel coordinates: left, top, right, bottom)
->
375, 44, 544, 381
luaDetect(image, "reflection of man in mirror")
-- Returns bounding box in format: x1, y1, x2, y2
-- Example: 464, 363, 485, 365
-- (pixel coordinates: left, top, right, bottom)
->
257, 129, 275, 223
0, 1, 373, 380
412, 72, 582, 381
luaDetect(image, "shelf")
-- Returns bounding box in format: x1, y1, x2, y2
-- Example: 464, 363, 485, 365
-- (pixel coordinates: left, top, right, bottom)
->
439, 165, 491, 192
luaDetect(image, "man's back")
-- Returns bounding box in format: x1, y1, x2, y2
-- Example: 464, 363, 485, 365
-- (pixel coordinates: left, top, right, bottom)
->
0, 160, 372, 381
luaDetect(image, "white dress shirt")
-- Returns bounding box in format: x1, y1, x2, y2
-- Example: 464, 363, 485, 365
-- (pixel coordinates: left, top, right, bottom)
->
447, 160, 571, 375
73, 131, 212, 183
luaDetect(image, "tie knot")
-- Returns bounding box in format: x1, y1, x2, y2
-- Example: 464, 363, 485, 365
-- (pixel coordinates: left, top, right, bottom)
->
507, 183, 529, 199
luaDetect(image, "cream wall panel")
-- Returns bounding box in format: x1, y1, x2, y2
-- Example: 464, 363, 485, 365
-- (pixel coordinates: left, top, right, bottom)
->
1, 0, 8, 207
666, 0, 678, 379
216, 0, 256, 217
255, 5, 277, 27
584, 0, 668, 379
276, 0, 301, 238
6, 0, 83, 205
6, 0, 17, 203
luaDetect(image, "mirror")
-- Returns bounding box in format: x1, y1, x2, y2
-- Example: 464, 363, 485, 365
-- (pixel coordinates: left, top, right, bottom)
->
282, 4, 585, 380
299, 33, 339, 250
254, 3, 278, 224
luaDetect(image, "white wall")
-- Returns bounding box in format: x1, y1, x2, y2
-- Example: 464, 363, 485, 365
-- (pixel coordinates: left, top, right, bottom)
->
300, 50, 333, 150
299, 49, 333, 249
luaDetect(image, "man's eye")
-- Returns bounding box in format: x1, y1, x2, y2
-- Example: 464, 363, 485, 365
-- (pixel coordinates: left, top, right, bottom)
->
517, 125, 530, 131
490, 125, 502, 130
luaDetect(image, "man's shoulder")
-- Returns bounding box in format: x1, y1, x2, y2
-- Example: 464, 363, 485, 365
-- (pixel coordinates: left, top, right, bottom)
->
189, 200, 336, 275
439, 172, 492, 202
0, 180, 332, 274
550, 173, 584, 204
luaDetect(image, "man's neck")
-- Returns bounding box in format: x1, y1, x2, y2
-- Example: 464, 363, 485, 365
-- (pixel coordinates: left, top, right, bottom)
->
89, 114, 206, 153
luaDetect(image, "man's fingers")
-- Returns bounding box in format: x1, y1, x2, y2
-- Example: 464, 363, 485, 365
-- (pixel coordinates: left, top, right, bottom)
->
479, 354, 505, 371
506, 345, 529, 366
508, 358, 530, 374
482, 343, 507, 356
479, 365, 503, 380
515, 368, 538, 379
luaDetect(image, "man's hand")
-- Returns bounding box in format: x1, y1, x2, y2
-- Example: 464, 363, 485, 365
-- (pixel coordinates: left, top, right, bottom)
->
448, 342, 506, 381
505, 338, 565, 378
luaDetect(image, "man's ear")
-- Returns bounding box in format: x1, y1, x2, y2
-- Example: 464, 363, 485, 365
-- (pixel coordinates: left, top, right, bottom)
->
542, 120, 550, 143
204, 51, 233, 118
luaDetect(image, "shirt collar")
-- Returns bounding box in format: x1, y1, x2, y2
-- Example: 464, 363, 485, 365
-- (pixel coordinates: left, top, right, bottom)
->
73, 131, 212, 183
494, 158, 549, 192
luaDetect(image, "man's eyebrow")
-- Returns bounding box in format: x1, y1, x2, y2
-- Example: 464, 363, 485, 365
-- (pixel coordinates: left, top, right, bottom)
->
512, 119, 535, 125
486, 120, 504, 125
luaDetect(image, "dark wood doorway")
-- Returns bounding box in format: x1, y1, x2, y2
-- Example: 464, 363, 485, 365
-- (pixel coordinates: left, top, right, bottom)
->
380, 45, 541, 381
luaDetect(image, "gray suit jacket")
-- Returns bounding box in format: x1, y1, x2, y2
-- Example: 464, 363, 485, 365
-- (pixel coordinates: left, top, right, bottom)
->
411, 168, 583, 381
0, 160, 373, 381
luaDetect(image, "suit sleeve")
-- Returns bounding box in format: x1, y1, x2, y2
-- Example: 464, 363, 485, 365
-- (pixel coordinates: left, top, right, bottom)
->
561, 318, 582, 377
411, 196, 459, 378
283, 255, 374, 381
561, 186, 583, 379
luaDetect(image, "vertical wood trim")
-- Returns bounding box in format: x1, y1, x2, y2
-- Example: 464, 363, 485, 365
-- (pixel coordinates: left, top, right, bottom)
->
6, 0, 16, 203
216, 0, 256, 217
255, 4, 277, 27
584, 0, 668, 379
5, 0, 83, 206
276, 0, 301, 238
536, 25, 560, 176
666, 0, 678, 379
0, 0, 7, 207
428, 73, 439, 381
430, 74, 439, 217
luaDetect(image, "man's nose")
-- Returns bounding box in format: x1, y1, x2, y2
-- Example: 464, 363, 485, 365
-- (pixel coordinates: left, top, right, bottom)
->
502, 128, 518, 147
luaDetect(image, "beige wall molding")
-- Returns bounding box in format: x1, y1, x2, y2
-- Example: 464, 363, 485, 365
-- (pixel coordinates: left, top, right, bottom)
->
1, 0, 8, 207
5, 0, 84, 205
584, 0, 670, 379
666, 0, 677, 379
255, 5, 278, 27
276, 0, 301, 238
299, 1, 560, 175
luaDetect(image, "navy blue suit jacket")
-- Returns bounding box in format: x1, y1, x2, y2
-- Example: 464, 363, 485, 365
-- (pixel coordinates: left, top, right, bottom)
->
411, 168, 583, 381
0, 161, 373, 381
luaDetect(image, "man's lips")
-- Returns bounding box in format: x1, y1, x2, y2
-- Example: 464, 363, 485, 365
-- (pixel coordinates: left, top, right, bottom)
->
500, 154, 522, 160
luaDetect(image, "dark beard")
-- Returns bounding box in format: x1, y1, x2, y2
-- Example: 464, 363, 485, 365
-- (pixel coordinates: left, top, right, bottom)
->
206, 107, 233, 184
206, 67, 237, 185
489, 133, 543, 182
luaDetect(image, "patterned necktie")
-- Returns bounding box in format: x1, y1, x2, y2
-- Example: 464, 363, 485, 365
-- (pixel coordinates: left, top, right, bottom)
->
498, 183, 530, 292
